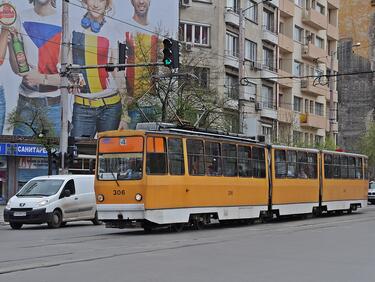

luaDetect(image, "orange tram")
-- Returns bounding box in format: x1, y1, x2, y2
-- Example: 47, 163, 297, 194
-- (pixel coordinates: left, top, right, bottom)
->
94, 124, 368, 231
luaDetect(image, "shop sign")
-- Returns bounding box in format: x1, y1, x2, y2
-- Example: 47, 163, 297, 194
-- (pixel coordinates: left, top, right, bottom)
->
0, 143, 48, 157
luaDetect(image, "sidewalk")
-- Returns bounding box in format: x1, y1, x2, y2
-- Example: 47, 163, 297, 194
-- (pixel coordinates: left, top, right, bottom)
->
0, 205, 4, 224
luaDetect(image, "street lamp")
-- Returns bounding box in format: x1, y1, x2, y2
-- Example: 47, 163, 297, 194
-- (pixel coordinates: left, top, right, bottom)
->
238, 0, 272, 134
328, 42, 361, 141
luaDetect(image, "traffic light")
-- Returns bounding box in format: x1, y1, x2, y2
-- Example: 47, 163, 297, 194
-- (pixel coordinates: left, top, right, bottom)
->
118, 42, 128, 71
162, 38, 180, 69
162, 38, 173, 68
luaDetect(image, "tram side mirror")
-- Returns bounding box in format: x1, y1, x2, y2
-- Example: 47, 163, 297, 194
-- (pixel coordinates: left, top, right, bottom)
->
64, 189, 71, 198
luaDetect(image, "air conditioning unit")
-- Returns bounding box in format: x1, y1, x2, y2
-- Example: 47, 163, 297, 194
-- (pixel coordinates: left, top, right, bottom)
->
255, 102, 262, 111
181, 0, 191, 7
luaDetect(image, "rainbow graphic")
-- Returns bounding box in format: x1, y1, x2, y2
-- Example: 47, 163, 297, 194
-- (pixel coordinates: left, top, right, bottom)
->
23, 21, 61, 74
72, 31, 109, 94
126, 32, 158, 98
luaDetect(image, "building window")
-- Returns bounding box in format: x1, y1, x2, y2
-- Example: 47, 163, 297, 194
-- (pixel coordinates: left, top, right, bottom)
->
226, 0, 239, 13
224, 73, 239, 99
261, 85, 274, 109
294, 25, 304, 43
245, 0, 258, 22
263, 47, 274, 71
245, 40, 257, 62
293, 60, 303, 76
295, 0, 303, 7
316, 36, 324, 49
225, 32, 239, 57
294, 96, 302, 112
262, 125, 272, 143
309, 100, 314, 114
179, 22, 210, 46
315, 3, 325, 15
315, 102, 324, 116
263, 9, 275, 32
315, 135, 323, 145
192, 67, 210, 88
293, 131, 302, 144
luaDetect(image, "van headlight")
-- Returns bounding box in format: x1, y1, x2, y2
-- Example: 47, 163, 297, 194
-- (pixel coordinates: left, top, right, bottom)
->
5, 200, 11, 209
37, 200, 49, 207
135, 193, 142, 201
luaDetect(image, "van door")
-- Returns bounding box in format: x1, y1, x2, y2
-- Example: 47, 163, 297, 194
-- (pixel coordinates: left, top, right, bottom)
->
59, 179, 80, 220
76, 178, 96, 219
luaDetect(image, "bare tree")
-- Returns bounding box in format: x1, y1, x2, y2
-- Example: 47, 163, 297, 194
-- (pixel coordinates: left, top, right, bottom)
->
7, 101, 57, 175
123, 35, 234, 131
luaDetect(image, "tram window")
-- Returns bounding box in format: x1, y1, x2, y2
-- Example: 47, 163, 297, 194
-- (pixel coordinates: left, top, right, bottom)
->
355, 158, 363, 179
168, 138, 184, 175
238, 146, 252, 177
364, 159, 369, 179
333, 155, 341, 178
146, 137, 167, 174
297, 152, 308, 179
205, 142, 222, 176
275, 150, 287, 178
307, 153, 317, 178
187, 139, 205, 175
222, 143, 237, 177
348, 157, 356, 179
340, 156, 348, 179
324, 154, 333, 179
253, 147, 266, 178
287, 151, 297, 178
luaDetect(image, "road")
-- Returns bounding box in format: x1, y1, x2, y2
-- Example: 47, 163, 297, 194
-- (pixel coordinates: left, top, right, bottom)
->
0, 206, 374, 282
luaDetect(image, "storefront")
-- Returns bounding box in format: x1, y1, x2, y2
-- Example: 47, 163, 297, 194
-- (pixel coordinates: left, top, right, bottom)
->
0, 143, 49, 203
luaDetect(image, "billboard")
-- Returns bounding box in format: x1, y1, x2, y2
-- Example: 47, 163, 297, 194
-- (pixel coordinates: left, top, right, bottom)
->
0, 0, 179, 137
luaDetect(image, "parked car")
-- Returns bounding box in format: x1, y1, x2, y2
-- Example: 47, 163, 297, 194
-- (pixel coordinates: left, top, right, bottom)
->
4, 175, 100, 229
368, 181, 375, 204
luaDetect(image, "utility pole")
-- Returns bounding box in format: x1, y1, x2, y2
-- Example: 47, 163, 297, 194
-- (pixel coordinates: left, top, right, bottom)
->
328, 51, 335, 142
60, 0, 69, 174
238, 7, 245, 134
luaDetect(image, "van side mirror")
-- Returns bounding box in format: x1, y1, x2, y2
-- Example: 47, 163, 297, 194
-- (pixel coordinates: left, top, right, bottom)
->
64, 189, 71, 198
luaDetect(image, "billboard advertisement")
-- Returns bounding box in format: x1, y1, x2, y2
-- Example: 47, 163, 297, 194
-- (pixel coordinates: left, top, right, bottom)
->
0, 0, 179, 137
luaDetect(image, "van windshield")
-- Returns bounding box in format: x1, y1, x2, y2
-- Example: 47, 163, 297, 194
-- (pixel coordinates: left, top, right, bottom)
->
17, 180, 64, 197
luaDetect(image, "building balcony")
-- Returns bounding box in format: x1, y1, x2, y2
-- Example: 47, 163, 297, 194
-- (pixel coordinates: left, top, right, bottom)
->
278, 107, 294, 123
279, 0, 294, 17
258, 103, 278, 120
261, 26, 278, 45
224, 10, 239, 27
327, 23, 339, 41
301, 77, 329, 96
327, 0, 339, 9
302, 9, 327, 30
302, 43, 326, 63
278, 69, 293, 88
261, 65, 278, 82
300, 113, 326, 129
279, 33, 293, 53
224, 52, 239, 69
325, 89, 338, 102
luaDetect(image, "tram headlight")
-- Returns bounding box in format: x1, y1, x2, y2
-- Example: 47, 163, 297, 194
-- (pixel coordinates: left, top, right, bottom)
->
97, 194, 105, 202
135, 193, 142, 201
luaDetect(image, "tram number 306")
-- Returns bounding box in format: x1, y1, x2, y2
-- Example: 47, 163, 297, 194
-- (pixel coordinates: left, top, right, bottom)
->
113, 190, 126, 196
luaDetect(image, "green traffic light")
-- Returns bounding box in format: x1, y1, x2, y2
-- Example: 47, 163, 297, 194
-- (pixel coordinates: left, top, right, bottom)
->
164, 58, 172, 65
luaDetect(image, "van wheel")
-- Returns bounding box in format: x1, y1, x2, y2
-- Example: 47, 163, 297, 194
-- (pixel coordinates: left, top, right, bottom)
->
9, 222, 23, 229
91, 212, 101, 225
48, 210, 62, 228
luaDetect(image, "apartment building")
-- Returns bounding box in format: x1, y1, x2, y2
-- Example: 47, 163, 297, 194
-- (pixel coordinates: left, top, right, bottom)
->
179, 0, 339, 145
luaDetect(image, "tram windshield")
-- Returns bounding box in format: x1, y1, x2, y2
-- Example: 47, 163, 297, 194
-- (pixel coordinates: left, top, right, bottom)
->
98, 136, 144, 180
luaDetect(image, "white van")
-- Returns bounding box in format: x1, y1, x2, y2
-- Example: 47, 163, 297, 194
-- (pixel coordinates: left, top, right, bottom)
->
4, 175, 100, 229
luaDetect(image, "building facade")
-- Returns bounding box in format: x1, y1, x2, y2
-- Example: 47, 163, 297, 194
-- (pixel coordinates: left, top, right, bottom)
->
337, 0, 375, 152
180, 0, 339, 144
